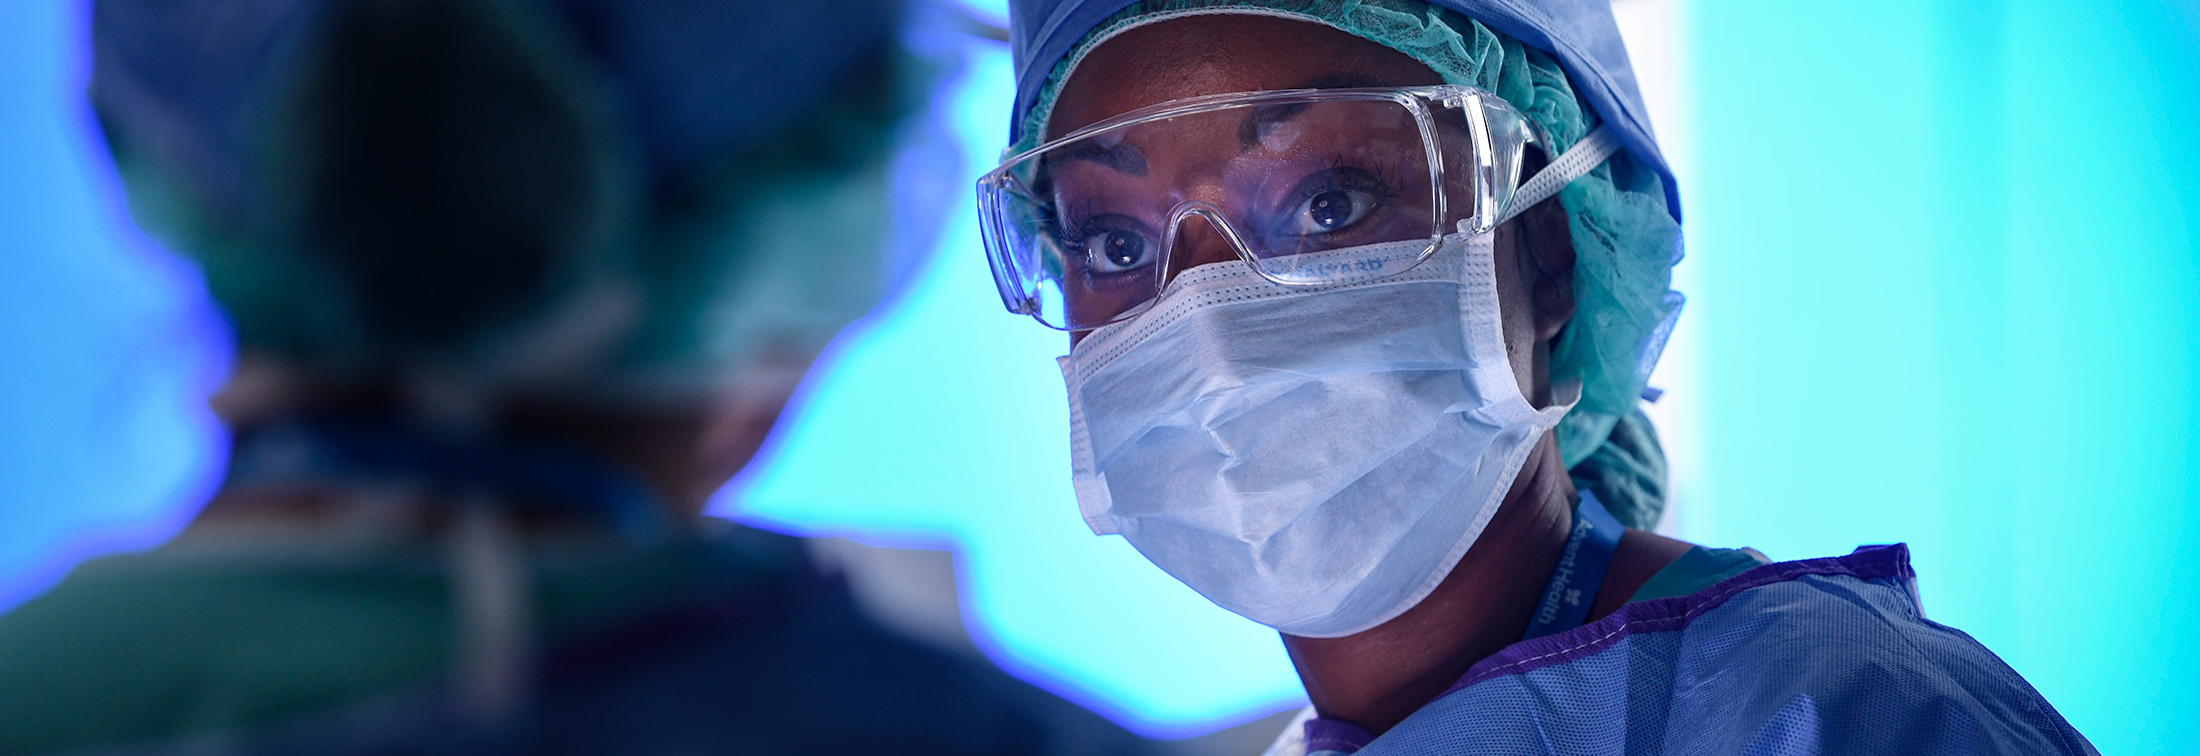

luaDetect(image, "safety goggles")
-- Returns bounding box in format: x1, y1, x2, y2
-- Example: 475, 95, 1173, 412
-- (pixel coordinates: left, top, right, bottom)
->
979, 85, 1610, 331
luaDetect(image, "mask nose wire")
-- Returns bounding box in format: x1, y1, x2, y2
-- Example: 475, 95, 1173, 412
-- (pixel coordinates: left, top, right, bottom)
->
1160, 201, 1259, 290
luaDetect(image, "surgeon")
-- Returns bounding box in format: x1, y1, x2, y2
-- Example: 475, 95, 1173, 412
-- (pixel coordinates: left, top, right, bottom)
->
977, 1, 2097, 753
0, 1, 1155, 754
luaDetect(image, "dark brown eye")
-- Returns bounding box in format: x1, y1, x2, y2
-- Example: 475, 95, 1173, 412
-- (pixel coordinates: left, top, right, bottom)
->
1287, 189, 1379, 236
1084, 228, 1154, 274
1308, 191, 1356, 230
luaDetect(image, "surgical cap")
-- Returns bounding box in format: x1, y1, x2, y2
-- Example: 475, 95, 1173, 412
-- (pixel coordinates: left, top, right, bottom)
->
91, 0, 942, 406
1005, 0, 1685, 527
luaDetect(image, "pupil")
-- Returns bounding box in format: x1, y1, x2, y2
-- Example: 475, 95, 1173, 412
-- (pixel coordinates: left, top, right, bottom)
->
1310, 191, 1353, 230
1106, 233, 1141, 266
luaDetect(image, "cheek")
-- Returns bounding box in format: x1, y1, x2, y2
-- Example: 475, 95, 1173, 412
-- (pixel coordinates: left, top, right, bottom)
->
1436, 122, 1480, 226
1491, 223, 1540, 392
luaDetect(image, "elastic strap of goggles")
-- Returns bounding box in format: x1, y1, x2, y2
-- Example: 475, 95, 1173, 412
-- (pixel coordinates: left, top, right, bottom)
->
1493, 125, 1622, 226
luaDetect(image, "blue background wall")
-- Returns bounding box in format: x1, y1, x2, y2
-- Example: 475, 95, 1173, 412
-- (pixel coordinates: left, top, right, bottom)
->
0, 0, 2193, 750
0, 0, 229, 617
1687, 2, 2199, 752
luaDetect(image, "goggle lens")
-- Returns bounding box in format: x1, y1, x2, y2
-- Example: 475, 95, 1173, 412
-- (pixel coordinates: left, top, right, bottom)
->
984, 96, 1448, 330
980, 87, 1546, 331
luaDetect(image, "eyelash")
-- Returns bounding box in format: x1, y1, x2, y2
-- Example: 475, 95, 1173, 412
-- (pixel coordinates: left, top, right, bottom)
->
1054, 199, 1099, 251
1286, 153, 1403, 214
1053, 202, 1151, 281
1048, 151, 1406, 254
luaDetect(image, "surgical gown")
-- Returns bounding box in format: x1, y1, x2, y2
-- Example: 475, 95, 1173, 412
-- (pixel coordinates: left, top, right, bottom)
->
1271, 545, 2096, 756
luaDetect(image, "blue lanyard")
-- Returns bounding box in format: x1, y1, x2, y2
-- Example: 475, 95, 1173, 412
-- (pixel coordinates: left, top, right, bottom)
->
1521, 490, 1625, 640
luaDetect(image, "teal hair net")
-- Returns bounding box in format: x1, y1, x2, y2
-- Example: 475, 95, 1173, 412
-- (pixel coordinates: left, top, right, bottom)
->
91, 0, 943, 408
1012, 0, 1684, 527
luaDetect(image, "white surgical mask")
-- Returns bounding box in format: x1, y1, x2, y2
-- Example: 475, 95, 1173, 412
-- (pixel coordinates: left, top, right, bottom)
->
1060, 230, 1575, 638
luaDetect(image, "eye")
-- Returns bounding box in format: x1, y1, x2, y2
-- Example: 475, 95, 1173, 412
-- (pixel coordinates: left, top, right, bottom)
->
1284, 189, 1382, 236
1076, 224, 1158, 275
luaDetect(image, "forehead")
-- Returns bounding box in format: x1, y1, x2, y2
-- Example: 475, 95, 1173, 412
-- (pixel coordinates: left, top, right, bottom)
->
1046, 14, 1443, 139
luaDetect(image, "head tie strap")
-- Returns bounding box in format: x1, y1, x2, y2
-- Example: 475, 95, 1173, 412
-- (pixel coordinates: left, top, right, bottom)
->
1495, 125, 1622, 226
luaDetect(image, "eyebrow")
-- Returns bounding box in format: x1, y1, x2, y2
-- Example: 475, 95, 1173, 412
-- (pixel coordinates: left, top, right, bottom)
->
1050, 139, 1148, 177
1296, 73, 1393, 90
1059, 73, 1402, 170
1238, 73, 1396, 151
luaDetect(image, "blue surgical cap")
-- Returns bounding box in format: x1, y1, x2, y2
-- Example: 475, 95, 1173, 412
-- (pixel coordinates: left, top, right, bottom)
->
1003, 0, 1685, 527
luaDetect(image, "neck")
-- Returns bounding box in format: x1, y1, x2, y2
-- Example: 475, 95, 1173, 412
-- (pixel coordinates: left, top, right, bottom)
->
1280, 432, 1576, 735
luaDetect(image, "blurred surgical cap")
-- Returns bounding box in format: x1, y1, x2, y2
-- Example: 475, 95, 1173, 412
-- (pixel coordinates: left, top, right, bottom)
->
91, 0, 940, 406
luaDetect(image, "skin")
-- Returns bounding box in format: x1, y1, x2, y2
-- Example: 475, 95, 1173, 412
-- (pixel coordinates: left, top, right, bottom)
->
1050, 15, 1696, 735
193, 356, 796, 535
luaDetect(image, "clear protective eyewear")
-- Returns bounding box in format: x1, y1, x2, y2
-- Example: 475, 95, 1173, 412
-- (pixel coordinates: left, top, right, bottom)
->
978, 85, 1554, 331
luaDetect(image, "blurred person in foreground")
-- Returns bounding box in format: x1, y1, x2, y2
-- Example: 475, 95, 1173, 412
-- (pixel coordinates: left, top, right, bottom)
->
0, 1, 1153, 754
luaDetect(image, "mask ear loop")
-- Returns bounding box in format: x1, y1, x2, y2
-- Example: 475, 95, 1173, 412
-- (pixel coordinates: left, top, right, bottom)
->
1492, 126, 1623, 227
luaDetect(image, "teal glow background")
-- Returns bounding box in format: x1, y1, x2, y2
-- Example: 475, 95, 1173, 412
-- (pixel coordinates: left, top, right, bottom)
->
1686, 1, 2198, 752
0, 0, 2193, 749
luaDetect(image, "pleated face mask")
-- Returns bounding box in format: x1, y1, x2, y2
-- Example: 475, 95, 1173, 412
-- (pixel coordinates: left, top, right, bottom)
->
1061, 229, 1577, 638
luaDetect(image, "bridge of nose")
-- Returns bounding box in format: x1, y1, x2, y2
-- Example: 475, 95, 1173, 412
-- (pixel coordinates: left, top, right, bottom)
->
1148, 145, 1255, 280
1164, 209, 1244, 280
1140, 139, 1270, 286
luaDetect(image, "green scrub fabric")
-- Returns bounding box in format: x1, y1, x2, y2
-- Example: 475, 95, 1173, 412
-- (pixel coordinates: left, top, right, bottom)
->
0, 529, 797, 753
1626, 546, 1772, 603
0, 525, 1155, 755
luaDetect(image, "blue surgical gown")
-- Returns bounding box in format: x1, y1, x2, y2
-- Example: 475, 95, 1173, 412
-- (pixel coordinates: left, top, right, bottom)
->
1281, 545, 2095, 756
